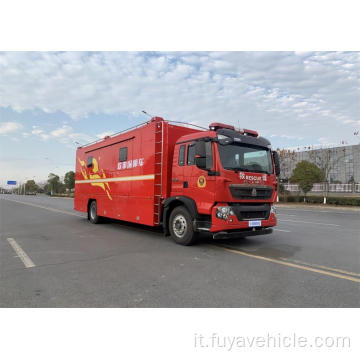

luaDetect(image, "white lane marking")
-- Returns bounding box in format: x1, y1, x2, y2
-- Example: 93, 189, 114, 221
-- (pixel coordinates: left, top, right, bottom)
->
280, 219, 341, 227
7, 238, 35, 268
1, 198, 84, 218
274, 228, 291, 233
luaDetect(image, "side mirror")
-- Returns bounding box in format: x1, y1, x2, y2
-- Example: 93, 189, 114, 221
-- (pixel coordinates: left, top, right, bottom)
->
195, 139, 213, 171
272, 151, 281, 176
195, 140, 206, 158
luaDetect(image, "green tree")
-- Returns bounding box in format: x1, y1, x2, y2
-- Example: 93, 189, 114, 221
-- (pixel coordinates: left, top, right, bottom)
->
290, 161, 324, 199
47, 173, 61, 195
25, 179, 38, 193
64, 171, 75, 191
58, 182, 66, 194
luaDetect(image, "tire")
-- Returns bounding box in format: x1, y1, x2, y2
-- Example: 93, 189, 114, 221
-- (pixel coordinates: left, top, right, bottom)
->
88, 200, 101, 224
169, 206, 197, 246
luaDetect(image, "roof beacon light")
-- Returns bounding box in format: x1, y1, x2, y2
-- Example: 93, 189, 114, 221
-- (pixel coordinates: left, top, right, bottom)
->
239, 128, 259, 137
209, 122, 235, 131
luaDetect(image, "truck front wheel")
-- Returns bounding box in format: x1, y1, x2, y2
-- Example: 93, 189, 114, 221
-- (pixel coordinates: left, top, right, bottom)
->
169, 206, 197, 246
88, 200, 101, 224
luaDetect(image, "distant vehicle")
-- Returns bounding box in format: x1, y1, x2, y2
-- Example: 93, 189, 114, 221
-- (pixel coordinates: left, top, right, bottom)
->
25, 192, 37, 196
75, 117, 280, 245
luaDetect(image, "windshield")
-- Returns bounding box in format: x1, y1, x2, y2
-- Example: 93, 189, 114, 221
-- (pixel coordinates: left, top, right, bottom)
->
218, 143, 273, 174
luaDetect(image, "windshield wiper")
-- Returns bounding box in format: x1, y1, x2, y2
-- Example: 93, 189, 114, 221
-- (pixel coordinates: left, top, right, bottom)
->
224, 167, 247, 173
247, 169, 270, 174
225, 167, 270, 174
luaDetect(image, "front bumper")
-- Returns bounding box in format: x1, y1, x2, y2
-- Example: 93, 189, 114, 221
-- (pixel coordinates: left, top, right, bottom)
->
212, 227, 273, 239
209, 204, 277, 233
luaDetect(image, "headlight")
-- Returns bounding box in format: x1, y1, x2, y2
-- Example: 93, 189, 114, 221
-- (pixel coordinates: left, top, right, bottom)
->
216, 206, 234, 220
270, 205, 276, 214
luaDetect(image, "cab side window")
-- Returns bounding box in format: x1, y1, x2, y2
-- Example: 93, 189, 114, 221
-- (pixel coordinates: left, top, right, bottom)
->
178, 145, 185, 166
187, 144, 195, 165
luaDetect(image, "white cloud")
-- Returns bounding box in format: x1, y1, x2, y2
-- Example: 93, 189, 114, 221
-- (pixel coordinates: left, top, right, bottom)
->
269, 134, 304, 141
0, 121, 22, 134
39, 133, 51, 140
31, 128, 44, 135
293, 101, 308, 108
68, 132, 93, 144
50, 125, 72, 137
0, 51, 359, 146
29, 124, 91, 146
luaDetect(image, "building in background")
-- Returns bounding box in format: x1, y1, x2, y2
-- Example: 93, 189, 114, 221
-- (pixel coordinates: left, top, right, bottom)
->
279, 144, 360, 183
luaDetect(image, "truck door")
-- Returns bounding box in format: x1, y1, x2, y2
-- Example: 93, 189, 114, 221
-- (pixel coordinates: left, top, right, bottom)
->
184, 142, 215, 213
171, 144, 186, 194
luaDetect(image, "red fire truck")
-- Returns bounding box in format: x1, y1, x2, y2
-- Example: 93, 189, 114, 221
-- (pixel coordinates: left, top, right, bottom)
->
75, 116, 280, 245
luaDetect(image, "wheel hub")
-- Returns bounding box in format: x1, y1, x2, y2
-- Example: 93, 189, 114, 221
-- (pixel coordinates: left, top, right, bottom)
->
173, 214, 187, 237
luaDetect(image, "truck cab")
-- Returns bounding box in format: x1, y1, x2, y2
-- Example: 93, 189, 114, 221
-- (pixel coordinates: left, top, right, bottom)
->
164, 122, 280, 245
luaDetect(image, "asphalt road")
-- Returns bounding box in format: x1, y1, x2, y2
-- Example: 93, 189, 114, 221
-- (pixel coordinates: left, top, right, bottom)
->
0, 194, 359, 307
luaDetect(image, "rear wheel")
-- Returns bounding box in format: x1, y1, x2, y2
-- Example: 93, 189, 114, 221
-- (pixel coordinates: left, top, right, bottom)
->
88, 200, 101, 224
169, 206, 197, 245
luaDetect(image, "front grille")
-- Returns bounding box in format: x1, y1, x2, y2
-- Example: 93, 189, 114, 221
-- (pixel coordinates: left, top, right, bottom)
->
231, 203, 270, 221
229, 184, 273, 200
240, 211, 268, 220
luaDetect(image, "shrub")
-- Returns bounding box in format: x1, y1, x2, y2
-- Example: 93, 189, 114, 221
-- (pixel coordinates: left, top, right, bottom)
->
326, 197, 360, 206
50, 193, 74, 198
279, 195, 301, 202
279, 195, 360, 206
279, 183, 286, 194
304, 196, 323, 204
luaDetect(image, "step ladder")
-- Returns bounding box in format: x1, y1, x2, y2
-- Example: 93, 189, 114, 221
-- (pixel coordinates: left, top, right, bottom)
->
153, 120, 164, 225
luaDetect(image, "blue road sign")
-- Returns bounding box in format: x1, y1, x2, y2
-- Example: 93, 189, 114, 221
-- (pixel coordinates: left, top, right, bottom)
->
7, 180, 17, 185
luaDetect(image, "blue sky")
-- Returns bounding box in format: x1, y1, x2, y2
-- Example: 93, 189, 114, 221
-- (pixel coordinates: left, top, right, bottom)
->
0, 51, 359, 187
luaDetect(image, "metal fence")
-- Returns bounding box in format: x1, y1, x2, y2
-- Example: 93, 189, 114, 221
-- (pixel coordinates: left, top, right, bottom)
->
283, 184, 299, 192
328, 184, 353, 193
311, 183, 325, 192
283, 183, 360, 193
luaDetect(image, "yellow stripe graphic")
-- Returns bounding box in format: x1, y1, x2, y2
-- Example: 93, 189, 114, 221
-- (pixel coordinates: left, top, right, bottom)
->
75, 174, 155, 184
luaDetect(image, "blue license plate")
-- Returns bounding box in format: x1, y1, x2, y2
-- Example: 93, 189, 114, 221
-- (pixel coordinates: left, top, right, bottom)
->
249, 220, 261, 227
